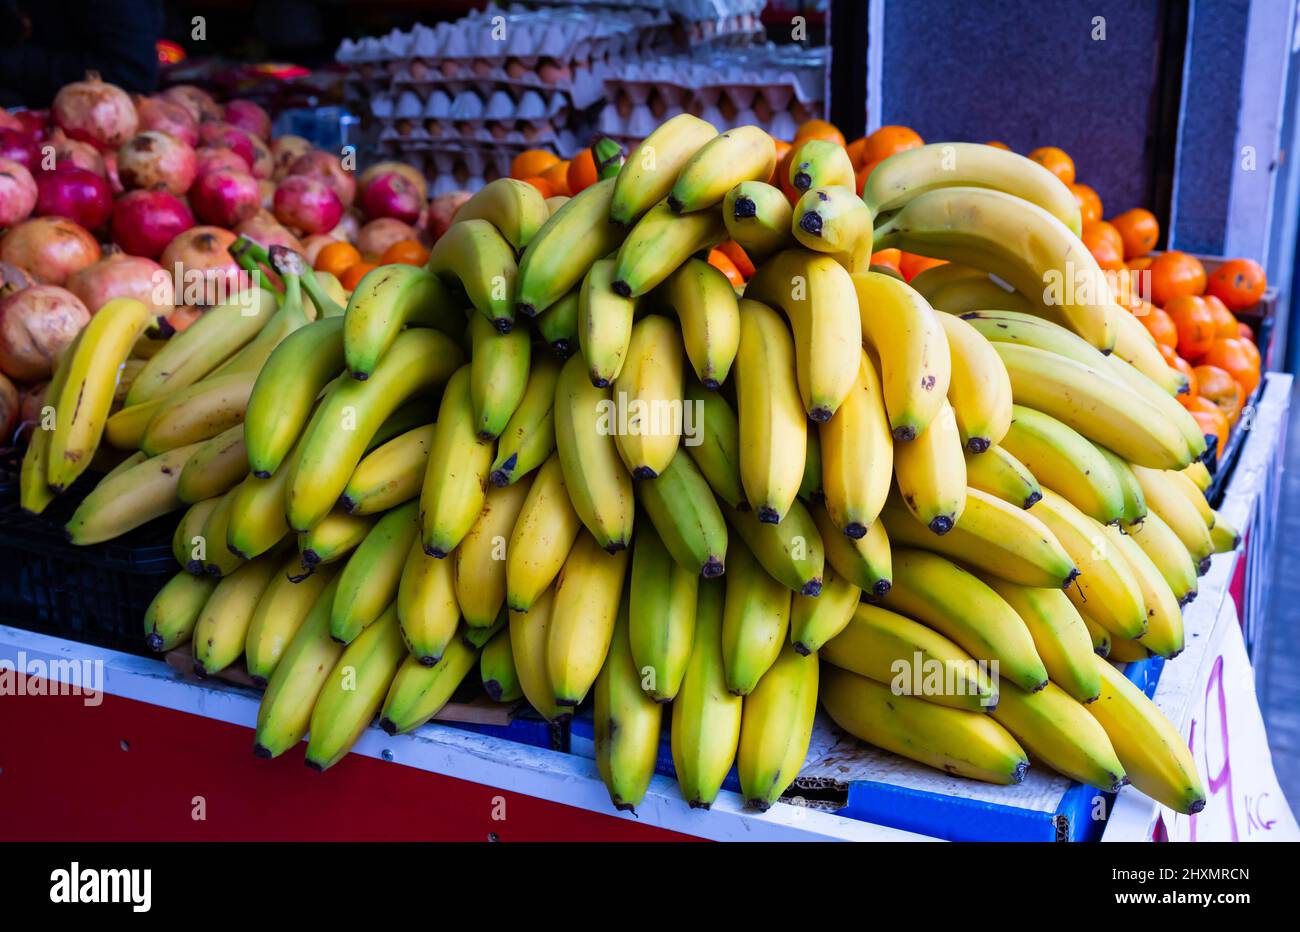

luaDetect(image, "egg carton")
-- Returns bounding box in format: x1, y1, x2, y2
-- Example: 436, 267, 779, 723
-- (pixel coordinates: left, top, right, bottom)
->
373, 87, 572, 122
597, 99, 805, 142
388, 59, 612, 111
527, 0, 767, 19
602, 45, 828, 107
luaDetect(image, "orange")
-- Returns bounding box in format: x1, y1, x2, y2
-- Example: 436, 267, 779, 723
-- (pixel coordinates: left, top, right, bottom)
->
519, 175, 555, 198
566, 148, 598, 195
768, 139, 792, 184
707, 248, 744, 289
339, 261, 376, 292
1237, 334, 1261, 368
984, 141, 1011, 150
1172, 354, 1198, 399
845, 137, 868, 169
794, 119, 846, 147
1110, 208, 1159, 259
899, 253, 946, 281
1149, 250, 1206, 306
1139, 305, 1178, 350
855, 159, 881, 195
776, 145, 800, 204
541, 159, 571, 197
510, 149, 559, 180
380, 239, 431, 267
1184, 396, 1229, 459
1200, 338, 1260, 397
1202, 294, 1238, 340
1165, 294, 1215, 360
1206, 258, 1266, 311
165, 305, 202, 334
870, 248, 903, 274
1027, 147, 1075, 185
315, 241, 363, 278
1194, 364, 1244, 425
1081, 221, 1125, 271
716, 240, 755, 279
1127, 255, 1154, 272
1070, 183, 1102, 225
861, 125, 924, 166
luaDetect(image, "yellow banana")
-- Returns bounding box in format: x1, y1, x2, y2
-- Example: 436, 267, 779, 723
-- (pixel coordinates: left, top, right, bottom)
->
342, 263, 458, 378
991, 682, 1126, 790
453, 176, 550, 249
1101, 522, 1185, 659
593, 596, 664, 812
396, 537, 459, 664
610, 314, 684, 479
192, 551, 282, 675
964, 443, 1041, 509
893, 398, 966, 534
480, 627, 523, 702
418, 365, 495, 558
1129, 464, 1214, 566
1210, 514, 1241, 554
937, 312, 1012, 453
1081, 613, 1112, 657
1125, 509, 1199, 605
736, 640, 819, 811
341, 423, 434, 515
143, 570, 218, 652
668, 125, 777, 214
469, 313, 530, 441
812, 501, 892, 598
199, 486, 246, 577
299, 510, 375, 567
789, 564, 860, 655
658, 257, 740, 389
424, 218, 517, 332
789, 139, 856, 193
515, 178, 625, 318
454, 476, 533, 627
173, 497, 220, 570
683, 374, 745, 509
508, 587, 571, 722
722, 180, 795, 263
909, 262, 1034, 314
578, 255, 637, 387
177, 425, 246, 504
628, 519, 699, 702
1001, 405, 1126, 524
534, 286, 580, 358
331, 500, 420, 644
721, 534, 792, 696
19, 330, 81, 513
611, 199, 725, 298
244, 556, 338, 684
104, 396, 164, 450
611, 112, 719, 225
505, 452, 582, 612
547, 529, 630, 707
1112, 307, 1188, 396
725, 497, 824, 596
489, 354, 561, 487
1094, 442, 1149, 525
138, 370, 256, 456
982, 577, 1100, 704
65, 441, 204, 545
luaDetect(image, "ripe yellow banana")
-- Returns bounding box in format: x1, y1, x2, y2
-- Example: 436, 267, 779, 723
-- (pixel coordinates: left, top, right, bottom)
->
192, 551, 282, 675
722, 180, 795, 263
1094, 442, 1149, 525
611, 314, 684, 479
578, 255, 637, 387
791, 185, 873, 268
611, 199, 725, 298
982, 577, 1100, 703
790, 565, 860, 655
812, 501, 892, 598
937, 312, 1012, 452
721, 534, 792, 696
1183, 459, 1212, 492
138, 370, 256, 456
299, 510, 375, 567
480, 627, 523, 702
1210, 515, 1241, 554
419, 364, 495, 558
1081, 614, 1113, 657
342, 264, 458, 378
380, 629, 480, 735
508, 587, 571, 722
425, 218, 517, 332
593, 597, 663, 812
453, 176, 550, 249
535, 286, 580, 358
1100, 522, 1185, 658
143, 570, 218, 652
964, 443, 1041, 509
658, 257, 740, 389
396, 537, 459, 664
469, 313, 530, 441
331, 500, 419, 644
736, 640, 819, 811
341, 423, 434, 515
637, 446, 728, 577
489, 353, 561, 487
515, 178, 626, 318
668, 125, 777, 214
506, 452, 582, 612
454, 476, 533, 627
19, 331, 81, 513
177, 425, 246, 504
789, 138, 856, 193
244, 556, 338, 684
909, 262, 1034, 314
611, 112, 719, 225
173, 497, 220, 570
1124, 509, 1199, 605
991, 682, 1126, 790
547, 529, 630, 707
1129, 464, 1214, 566
65, 441, 205, 545
628, 519, 699, 702
196, 484, 245, 577
683, 377, 745, 509
1166, 468, 1215, 528
104, 396, 164, 450
1111, 307, 1188, 396
893, 398, 967, 534
725, 497, 824, 596
1001, 405, 1126, 524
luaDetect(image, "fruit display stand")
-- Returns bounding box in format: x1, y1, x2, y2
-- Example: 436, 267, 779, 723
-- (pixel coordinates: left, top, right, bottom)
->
1, 373, 1294, 843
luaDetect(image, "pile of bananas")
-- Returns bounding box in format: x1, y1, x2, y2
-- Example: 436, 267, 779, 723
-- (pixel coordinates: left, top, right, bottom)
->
19, 115, 1235, 819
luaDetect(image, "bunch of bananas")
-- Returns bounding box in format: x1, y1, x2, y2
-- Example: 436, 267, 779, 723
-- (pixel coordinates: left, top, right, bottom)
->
19, 117, 1232, 822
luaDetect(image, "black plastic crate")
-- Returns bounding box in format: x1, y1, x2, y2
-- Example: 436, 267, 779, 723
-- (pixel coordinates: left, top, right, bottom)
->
0, 476, 176, 656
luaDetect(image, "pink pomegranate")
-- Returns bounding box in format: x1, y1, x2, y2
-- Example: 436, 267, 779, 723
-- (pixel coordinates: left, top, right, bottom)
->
12, 109, 50, 140
288, 149, 355, 206
0, 129, 39, 173
134, 96, 199, 147
0, 158, 38, 227
236, 210, 304, 253
359, 160, 427, 202
103, 150, 123, 194
194, 146, 248, 180
190, 169, 260, 227
0, 285, 91, 380
161, 226, 242, 307
160, 85, 222, 123
223, 100, 272, 141
360, 171, 423, 224
357, 217, 418, 258
116, 131, 197, 195
51, 72, 138, 150
68, 251, 171, 315
35, 167, 113, 230
40, 129, 106, 177
330, 208, 362, 243
0, 217, 101, 286
110, 190, 195, 259
247, 134, 273, 179
197, 122, 255, 172
270, 135, 312, 180
273, 175, 342, 234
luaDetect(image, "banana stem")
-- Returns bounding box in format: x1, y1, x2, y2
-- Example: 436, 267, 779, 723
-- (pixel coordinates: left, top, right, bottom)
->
300, 267, 347, 319
268, 246, 308, 324
231, 235, 281, 296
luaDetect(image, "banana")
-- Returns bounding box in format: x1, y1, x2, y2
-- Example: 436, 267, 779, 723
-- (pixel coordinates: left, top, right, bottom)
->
508, 587, 571, 722
863, 142, 1083, 234
820, 665, 1029, 784
879, 487, 1077, 589
65, 441, 204, 545
299, 510, 375, 567
381, 631, 479, 735
424, 218, 517, 332
991, 682, 1126, 790
725, 497, 824, 596
722, 181, 795, 263
721, 534, 792, 695
822, 602, 996, 711
1081, 614, 1112, 657
252, 575, 345, 758
139, 370, 257, 456
397, 537, 459, 664
301, 267, 347, 319
923, 273, 1035, 314
418, 365, 494, 558
1031, 489, 1148, 639
468, 313, 530, 441
628, 519, 699, 702
993, 342, 1192, 470
671, 578, 742, 808
1112, 307, 1188, 396
453, 177, 550, 249
736, 640, 819, 811
789, 565, 861, 655
981, 578, 1100, 704
208, 269, 312, 379
226, 437, 300, 561
506, 452, 582, 612
515, 178, 625, 318
173, 498, 220, 570
893, 398, 966, 533
305, 606, 407, 771
177, 425, 246, 504
669, 125, 777, 214
547, 529, 630, 707
593, 597, 664, 812
812, 501, 892, 598
789, 139, 857, 193
104, 396, 164, 450
454, 477, 533, 627
611, 199, 725, 298
200, 486, 246, 577
342, 264, 459, 378
489, 354, 561, 487
480, 627, 523, 702
611, 112, 719, 225
683, 376, 745, 509
1167, 468, 1216, 528
852, 271, 952, 441
244, 317, 345, 476
19, 331, 81, 513
126, 287, 277, 405
1101, 523, 1185, 659
1210, 515, 1241, 554
1125, 509, 1199, 605
47, 297, 150, 490
545, 195, 569, 214
331, 501, 420, 644
745, 251, 860, 421
873, 186, 1113, 350
1000, 405, 1126, 524
658, 257, 740, 389
1183, 459, 1212, 492
1108, 637, 1152, 662
288, 329, 463, 532
192, 551, 282, 675
885, 547, 1048, 692
578, 256, 638, 386
733, 298, 805, 523
964, 443, 1041, 509
341, 424, 434, 515
938, 312, 1012, 452
637, 446, 728, 577
1094, 443, 1149, 525
554, 353, 635, 552
244, 557, 338, 684
143, 570, 218, 652
610, 314, 684, 479
102, 449, 148, 481
1086, 655, 1206, 814
791, 186, 873, 270
800, 424, 824, 503
1129, 464, 1214, 565
534, 286, 580, 358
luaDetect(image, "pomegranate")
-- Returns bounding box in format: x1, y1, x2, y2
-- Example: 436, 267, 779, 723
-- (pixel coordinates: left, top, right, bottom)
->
357, 217, 418, 259
160, 85, 222, 123
330, 209, 362, 243
0, 129, 39, 173
0, 261, 34, 297
0, 284, 91, 380
161, 226, 242, 307
247, 134, 273, 179
116, 131, 197, 195
0, 111, 22, 133
0, 158, 38, 227
12, 109, 50, 140
35, 167, 112, 230
194, 146, 248, 180
359, 160, 427, 202
288, 150, 355, 206
360, 171, 423, 224
134, 95, 199, 147
51, 72, 138, 150
103, 150, 123, 194
257, 179, 276, 209
197, 122, 255, 172
235, 211, 304, 253
110, 190, 195, 259
270, 135, 312, 180
0, 217, 100, 285
428, 191, 472, 241
40, 129, 106, 177
67, 251, 171, 315
274, 175, 342, 235
0, 371, 18, 440
223, 100, 272, 141
191, 169, 260, 227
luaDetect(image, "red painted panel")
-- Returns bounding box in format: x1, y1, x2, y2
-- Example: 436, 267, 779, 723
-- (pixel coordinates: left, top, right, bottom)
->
0, 680, 696, 842
1229, 528, 1249, 624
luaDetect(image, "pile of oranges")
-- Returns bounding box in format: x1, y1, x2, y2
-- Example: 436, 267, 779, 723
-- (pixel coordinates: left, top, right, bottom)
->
314, 238, 431, 292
